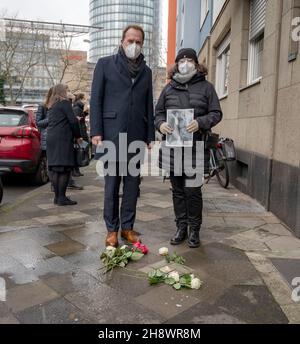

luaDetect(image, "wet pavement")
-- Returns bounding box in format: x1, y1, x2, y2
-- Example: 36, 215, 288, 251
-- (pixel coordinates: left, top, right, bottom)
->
0, 162, 299, 324
0, 174, 38, 206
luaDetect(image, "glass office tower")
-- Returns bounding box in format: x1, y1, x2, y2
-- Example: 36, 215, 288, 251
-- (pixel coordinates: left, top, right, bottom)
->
89, 0, 154, 64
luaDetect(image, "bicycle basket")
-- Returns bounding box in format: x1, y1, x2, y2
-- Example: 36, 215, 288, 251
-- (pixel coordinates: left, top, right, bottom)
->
220, 138, 236, 161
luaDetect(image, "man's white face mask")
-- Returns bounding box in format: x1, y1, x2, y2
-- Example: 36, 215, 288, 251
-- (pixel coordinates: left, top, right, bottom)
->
178, 61, 196, 75
123, 42, 142, 60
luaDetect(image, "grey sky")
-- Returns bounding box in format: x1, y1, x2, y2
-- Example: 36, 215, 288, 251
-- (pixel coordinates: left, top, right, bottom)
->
1, 0, 89, 26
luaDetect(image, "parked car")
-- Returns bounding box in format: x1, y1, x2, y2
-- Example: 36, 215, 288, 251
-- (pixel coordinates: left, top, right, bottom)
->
22, 104, 39, 113
0, 106, 48, 185
0, 175, 3, 204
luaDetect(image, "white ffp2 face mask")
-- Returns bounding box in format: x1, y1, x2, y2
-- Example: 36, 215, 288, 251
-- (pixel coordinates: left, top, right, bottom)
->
178, 61, 196, 75
123, 42, 142, 60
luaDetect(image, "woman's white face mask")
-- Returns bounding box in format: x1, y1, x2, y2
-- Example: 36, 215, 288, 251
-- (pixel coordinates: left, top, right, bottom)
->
178, 61, 196, 75
123, 42, 142, 60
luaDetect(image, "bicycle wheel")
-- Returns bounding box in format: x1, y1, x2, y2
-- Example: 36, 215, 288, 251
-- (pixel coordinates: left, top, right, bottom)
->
215, 152, 230, 188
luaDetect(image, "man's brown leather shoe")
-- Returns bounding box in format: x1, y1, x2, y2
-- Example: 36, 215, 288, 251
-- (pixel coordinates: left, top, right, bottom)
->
105, 232, 119, 247
121, 230, 141, 244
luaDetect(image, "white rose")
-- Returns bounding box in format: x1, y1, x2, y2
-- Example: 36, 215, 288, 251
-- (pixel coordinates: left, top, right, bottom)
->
106, 246, 116, 253
190, 274, 195, 279
159, 247, 169, 256
191, 278, 202, 290
120, 245, 128, 250
168, 271, 180, 282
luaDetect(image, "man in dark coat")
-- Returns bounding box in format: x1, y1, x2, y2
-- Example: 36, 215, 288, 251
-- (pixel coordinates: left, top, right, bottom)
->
90, 25, 155, 247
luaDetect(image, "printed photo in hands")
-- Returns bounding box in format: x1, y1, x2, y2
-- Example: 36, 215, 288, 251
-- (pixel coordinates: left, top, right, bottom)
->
166, 109, 194, 147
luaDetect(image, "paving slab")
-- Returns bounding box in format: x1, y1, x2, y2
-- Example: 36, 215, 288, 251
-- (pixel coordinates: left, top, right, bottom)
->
6, 281, 59, 313
270, 258, 300, 288
65, 283, 165, 324
45, 240, 86, 257
166, 285, 289, 324
42, 270, 100, 296
14, 297, 93, 324
135, 284, 200, 319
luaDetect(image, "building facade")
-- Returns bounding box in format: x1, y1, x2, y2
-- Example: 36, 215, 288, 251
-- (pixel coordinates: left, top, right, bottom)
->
89, 0, 155, 64
153, 0, 165, 67
167, 0, 177, 69
195, 0, 300, 237
0, 19, 92, 105
175, 0, 226, 54
0, 32, 54, 105
62, 51, 95, 99
176, 0, 202, 53
2, 45, 91, 105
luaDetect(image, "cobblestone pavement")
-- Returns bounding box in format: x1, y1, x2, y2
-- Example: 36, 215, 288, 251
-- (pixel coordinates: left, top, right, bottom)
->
0, 162, 299, 324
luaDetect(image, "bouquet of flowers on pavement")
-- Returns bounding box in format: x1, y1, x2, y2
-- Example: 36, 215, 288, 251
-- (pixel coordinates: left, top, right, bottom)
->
100, 242, 148, 274
147, 247, 203, 290
100, 244, 203, 291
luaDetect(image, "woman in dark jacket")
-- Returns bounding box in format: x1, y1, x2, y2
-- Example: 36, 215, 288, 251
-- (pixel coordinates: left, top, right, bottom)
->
36, 87, 53, 152
46, 84, 82, 206
155, 48, 222, 248
36, 87, 53, 188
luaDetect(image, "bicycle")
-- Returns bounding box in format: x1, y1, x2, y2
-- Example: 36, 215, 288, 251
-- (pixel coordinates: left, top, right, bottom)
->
204, 134, 236, 189
162, 134, 236, 190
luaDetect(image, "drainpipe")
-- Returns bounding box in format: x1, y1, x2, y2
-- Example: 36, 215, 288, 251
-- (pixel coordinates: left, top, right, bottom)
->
266, 0, 284, 210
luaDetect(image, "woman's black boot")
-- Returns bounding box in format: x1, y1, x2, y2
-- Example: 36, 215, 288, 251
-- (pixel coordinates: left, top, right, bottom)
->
170, 225, 188, 245
188, 227, 201, 248
57, 197, 77, 206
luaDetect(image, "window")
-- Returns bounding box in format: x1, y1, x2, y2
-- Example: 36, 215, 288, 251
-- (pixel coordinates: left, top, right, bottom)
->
247, 0, 266, 84
200, 0, 209, 28
213, 0, 226, 24
248, 33, 264, 83
216, 33, 230, 98
0, 112, 28, 127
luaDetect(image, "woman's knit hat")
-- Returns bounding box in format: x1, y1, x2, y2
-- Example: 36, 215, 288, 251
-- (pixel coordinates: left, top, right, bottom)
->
175, 48, 198, 64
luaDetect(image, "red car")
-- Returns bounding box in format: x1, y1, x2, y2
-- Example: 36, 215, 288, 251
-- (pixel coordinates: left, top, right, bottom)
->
0, 106, 48, 185
0, 176, 3, 203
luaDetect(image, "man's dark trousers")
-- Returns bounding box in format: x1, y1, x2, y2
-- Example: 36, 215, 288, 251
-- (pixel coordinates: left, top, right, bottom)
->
104, 162, 140, 232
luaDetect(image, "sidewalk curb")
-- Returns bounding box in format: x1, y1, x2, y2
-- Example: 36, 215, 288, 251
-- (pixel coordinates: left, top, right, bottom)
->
0, 163, 95, 223
0, 182, 50, 217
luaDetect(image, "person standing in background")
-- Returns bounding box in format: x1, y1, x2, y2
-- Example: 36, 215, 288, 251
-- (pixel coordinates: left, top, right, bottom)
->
72, 92, 89, 177
36, 86, 53, 188
46, 84, 83, 206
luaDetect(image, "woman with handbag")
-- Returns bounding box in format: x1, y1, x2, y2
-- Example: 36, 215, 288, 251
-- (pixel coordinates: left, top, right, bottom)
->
46, 84, 82, 206
155, 48, 223, 248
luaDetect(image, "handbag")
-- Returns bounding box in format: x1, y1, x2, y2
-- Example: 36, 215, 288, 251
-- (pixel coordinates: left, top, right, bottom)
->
74, 140, 90, 167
